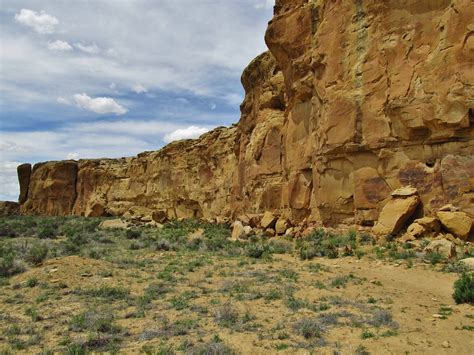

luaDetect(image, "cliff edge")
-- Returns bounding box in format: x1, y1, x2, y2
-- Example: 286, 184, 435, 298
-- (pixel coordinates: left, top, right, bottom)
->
17, 0, 474, 231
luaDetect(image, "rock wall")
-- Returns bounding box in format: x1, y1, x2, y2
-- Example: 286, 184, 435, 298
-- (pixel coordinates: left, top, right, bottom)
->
18, 0, 474, 228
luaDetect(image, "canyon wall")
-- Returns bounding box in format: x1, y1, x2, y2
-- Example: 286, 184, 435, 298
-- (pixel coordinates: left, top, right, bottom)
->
18, 0, 474, 228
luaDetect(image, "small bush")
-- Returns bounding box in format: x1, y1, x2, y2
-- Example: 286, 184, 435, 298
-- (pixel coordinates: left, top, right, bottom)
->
245, 243, 269, 259
25, 243, 49, 265
453, 273, 474, 304
126, 229, 142, 239
293, 318, 325, 339
0, 252, 24, 277
38, 225, 58, 239
214, 302, 238, 327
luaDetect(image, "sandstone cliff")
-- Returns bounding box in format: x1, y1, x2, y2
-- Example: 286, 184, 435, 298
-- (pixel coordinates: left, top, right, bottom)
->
18, 0, 474, 230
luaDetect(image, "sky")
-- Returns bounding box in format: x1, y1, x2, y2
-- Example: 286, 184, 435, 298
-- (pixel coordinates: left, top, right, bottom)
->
0, 0, 275, 201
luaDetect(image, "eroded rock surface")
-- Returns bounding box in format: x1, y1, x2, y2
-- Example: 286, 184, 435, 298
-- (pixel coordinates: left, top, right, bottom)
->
18, 1, 474, 229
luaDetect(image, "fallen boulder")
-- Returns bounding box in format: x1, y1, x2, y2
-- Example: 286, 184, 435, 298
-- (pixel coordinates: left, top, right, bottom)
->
459, 258, 474, 271
437, 211, 472, 240
99, 219, 129, 229
231, 221, 245, 240
260, 211, 277, 229
275, 218, 289, 235
424, 238, 456, 259
372, 187, 420, 237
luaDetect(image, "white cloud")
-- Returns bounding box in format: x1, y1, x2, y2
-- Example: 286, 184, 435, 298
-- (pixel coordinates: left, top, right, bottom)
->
132, 83, 147, 94
73, 93, 128, 115
57, 97, 70, 105
48, 40, 72, 51
14, 9, 59, 34
75, 42, 101, 54
67, 152, 80, 160
163, 126, 210, 143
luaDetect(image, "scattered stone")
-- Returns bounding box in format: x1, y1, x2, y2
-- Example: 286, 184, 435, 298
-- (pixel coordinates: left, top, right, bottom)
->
275, 218, 289, 235
437, 211, 472, 240
243, 225, 253, 236
99, 219, 129, 229
260, 211, 277, 229
247, 214, 262, 228
264, 228, 276, 238
441, 341, 450, 349
237, 214, 250, 225
152, 210, 168, 223
231, 221, 245, 240
424, 239, 456, 259
285, 227, 295, 237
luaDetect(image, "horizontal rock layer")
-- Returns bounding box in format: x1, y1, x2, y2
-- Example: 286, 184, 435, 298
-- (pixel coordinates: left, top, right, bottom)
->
18, 0, 474, 226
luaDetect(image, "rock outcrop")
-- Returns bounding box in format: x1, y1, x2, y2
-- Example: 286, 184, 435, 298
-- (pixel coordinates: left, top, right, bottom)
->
17, 1, 474, 231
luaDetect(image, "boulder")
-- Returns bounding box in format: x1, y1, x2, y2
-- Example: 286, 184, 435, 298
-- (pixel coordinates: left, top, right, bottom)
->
260, 211, 277, 229
243, 225, 253, 236
237, 214, 250, 225
437, 211, 472, 240
413, 217, 441, 233
99, 219, 129, 229
264, 228, 276, 238
247, 214, 262, 228
152, 210, 168, 224
438, 204, 460, 212
285, 227, 295, 237
391, 186, 418, 197
405, 222, 426, 239
459, 258, 474, 271
424, 239, 456, 259
231, 221, 245, 240
275, 218, 289, 235
372, 190, 420, 236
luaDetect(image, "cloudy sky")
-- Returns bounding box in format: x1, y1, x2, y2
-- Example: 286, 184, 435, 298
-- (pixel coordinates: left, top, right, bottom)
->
0, 0, 274, 201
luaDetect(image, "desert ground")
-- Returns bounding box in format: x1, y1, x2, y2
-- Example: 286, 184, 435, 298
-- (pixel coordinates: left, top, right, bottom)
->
0, 216, 473, 354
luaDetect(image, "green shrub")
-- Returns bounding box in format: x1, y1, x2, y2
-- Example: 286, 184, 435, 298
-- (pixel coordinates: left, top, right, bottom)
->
38, 225, 58, 239
126, 228, 142, 239
0, 252, 24, 277
453, 273, 474, 304
245, 243, 269, 258
25, 243, 49, 265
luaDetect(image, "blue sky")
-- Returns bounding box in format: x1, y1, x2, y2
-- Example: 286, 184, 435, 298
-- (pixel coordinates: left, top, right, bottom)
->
0, 0, 274, 201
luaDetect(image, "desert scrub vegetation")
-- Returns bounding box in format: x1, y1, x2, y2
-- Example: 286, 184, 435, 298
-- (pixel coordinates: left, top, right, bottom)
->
0, 215, 470, 353
453, 272, 474, 304
296, 228, 367, 260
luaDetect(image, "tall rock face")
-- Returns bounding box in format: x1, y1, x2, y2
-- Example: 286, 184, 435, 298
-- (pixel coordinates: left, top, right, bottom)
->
265, 0, 474, 225
18, 0, 474, 226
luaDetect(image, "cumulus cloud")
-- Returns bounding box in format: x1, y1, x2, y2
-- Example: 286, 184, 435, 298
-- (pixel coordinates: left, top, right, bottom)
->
48, 40, 72, 51
75, 42, 101, 54
14, 9, 59, 34
163, 126, 210, 143
132, 83, 147, 94
73, 93, 128, 115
